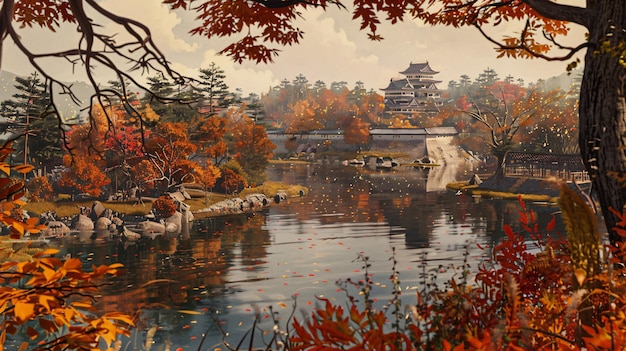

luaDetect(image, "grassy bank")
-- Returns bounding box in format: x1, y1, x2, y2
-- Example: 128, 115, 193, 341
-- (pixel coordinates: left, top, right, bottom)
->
23, 181, 308, 218
446, 181, 559, 203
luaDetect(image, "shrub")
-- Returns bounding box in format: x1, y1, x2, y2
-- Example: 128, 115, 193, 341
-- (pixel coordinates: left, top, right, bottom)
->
151, 195, 176, 219
285, 184, 626, 350
218, 160, 248, 194
26, 175, 54, 201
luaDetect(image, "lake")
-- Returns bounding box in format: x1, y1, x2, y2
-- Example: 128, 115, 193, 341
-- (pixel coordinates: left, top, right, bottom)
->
49, 161, 563, 350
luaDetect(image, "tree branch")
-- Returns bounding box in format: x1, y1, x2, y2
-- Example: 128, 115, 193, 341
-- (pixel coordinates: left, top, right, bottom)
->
474, 22, 591, 62
2, 0, 202, 161
523, 0, 592, 29
0, 0, 14, 71
248, 0, 345, 10
249, 0, 314, 8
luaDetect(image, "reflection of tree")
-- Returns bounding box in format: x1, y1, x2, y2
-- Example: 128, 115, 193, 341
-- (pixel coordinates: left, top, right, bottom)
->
238, 214, 272, 268
57, 219, 236, 313
266, 163, 564, 253
379, 192, 442, 248
444, 195, 564, 246
276, 166, 390, 224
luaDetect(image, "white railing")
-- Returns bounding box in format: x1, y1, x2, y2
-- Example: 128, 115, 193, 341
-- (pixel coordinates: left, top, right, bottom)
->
504, 166, 590, 183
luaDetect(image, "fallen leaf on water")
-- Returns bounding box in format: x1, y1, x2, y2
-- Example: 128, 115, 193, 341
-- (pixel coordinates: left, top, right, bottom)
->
178, 310, 201, 315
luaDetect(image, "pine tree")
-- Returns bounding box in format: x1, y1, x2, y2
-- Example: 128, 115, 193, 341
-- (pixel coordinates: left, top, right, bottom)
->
198, 62, 231, 114
0, 72, 63, 169
143, 75, 176, 117
144, 75, 199, 122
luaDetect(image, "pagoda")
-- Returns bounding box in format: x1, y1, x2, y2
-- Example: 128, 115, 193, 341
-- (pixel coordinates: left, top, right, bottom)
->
381, 61, 443, 118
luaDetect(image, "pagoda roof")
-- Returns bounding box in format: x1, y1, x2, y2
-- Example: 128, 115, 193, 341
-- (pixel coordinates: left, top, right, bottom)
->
381, 78, 413, 91
407, 78, 442, 85
370, 128, 427, 135
400, 62, 439, 75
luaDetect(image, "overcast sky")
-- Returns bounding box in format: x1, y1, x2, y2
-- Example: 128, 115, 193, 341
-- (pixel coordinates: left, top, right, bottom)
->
2, 0, 587, 97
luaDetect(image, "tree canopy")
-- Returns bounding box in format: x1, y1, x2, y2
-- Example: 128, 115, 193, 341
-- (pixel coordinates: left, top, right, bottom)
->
163, 0, 618, 245
1, 0, 626, 243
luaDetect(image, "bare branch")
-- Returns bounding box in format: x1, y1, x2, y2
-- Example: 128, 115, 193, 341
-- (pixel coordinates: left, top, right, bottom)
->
0, 0, 15, 71
1, 0, 202, 162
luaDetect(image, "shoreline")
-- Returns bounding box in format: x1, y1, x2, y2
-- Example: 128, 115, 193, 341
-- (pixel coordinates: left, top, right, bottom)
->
445, 175, 593, 204
446, 181, 559, 204
23, 182, 309, 219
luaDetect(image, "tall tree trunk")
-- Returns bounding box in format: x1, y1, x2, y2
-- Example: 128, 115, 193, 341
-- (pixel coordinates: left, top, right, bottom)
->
492, 147, 507, 180
579, 1, 626, 244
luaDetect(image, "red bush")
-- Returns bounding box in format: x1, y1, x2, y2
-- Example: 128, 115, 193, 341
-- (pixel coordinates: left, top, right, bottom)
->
151, 195, 176, 219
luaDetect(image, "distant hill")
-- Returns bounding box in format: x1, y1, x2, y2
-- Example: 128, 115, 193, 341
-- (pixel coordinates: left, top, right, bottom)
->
543, 68, 583, 93
0, 70, 94, 122
0, 71, 20, 100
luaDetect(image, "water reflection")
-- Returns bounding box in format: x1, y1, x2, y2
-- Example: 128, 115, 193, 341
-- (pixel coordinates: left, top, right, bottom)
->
50, 162, 564, 349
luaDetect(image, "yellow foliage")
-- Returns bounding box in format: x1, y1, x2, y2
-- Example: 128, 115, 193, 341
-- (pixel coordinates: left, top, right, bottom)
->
390, 116, 417, 128
558, 182, 601, 285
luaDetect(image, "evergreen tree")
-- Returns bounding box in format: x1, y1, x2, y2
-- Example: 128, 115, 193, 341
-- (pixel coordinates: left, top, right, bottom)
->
475, 68, 499, 87
313, 80, 327, 95
459, 75, 472, 87
144, 75, 199, 122
292, 74, 309, 100
244, 93, 264, 121
0, 72, 63, 169
143, 75, 176, 117
198, 62, 231, 114
330, 81, 348, 93
352, 81, 366, 96
106, 79, 141, 105
348, 81, 367, 105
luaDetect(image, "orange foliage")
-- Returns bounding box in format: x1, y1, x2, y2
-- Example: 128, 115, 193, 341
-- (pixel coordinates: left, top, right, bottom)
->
291, 297, 415, 350
172, 159, 202, 185
343, 117, 370, 146
197, 116, 228, 141
0, 249, 132, 351
193, 116, 229, 165
152, 195, 177, 219
164, 1, 572, 64
455, 83, 564, 170
65, 124, 106, 160
26, 175, 54, 201
142, 104, 161, 124
230, 116, 275, 172
352, 93, 384, 124
220, 167, 247, 194
390, 115, 416, 128
0, 141, 44, 239
145, 122, 197, 191
522, 96, 579, 154
58, 154, 111, 198
131, 159, 160, 195
206, 140, 228, 163
197, 162, 221, 191
285, 100, 322, 133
